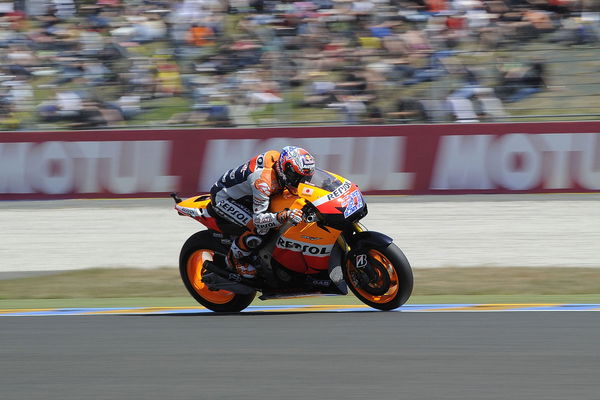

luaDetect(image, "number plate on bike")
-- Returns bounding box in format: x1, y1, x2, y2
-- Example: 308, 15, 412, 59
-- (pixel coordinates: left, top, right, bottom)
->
342, 190, 364, 218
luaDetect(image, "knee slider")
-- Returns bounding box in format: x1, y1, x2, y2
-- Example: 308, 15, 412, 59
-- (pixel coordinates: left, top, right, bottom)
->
244, 235, 263, 249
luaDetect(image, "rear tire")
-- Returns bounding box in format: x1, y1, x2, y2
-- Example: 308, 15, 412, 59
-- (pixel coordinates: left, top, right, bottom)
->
343, 242, 413, 311
179, 230, 256, 312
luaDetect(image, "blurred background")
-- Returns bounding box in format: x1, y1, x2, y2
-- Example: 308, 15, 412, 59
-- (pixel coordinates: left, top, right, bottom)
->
0, 0, 599, 130
2, 4, 600, 397
1, 0, 599, 302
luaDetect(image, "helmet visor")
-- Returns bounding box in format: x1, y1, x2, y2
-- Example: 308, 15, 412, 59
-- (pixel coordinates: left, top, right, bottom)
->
284, 164, 312, 188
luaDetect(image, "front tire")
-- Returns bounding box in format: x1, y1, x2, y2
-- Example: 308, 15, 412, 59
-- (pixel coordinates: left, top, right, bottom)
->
343, 242, 413, 311
179, 230, 256, 312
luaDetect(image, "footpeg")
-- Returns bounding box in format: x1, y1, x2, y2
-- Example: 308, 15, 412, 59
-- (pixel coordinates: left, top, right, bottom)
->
202, 260, 259, 290
201, 272, 255, 295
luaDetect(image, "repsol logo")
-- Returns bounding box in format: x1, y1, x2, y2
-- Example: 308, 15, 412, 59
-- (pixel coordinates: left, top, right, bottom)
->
277, 237, 331, 255
327, 181, 352, 201
218, 201, 250, 224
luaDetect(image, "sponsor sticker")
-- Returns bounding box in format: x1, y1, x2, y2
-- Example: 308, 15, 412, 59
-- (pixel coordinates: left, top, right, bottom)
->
276, 237, 333, 257
176, 205, 201, 217
216, 200, 252, 225
301, 235, 322, 241
301, 187, 314, 196
326, 181, 352, 201
355, 254, 368, 268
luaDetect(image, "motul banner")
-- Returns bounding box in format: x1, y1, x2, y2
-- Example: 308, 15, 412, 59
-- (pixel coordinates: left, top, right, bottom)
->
1, 122, 599, 199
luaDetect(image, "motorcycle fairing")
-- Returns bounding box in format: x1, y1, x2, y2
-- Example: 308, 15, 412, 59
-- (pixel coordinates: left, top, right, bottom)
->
300, 176, 361, 217
272, 221, 341, 274
175, 169, 360, 275
268, 177, 350, 275
297, 173, 366, 230
175, 195, 222, 232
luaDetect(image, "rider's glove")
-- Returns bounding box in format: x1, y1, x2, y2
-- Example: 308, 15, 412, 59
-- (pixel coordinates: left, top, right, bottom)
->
277, 208, 303, 225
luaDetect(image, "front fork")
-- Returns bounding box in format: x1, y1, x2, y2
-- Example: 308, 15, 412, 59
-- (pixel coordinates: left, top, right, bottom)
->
335, 223, 361, 253
337, 222, 377, 284
337, 223, 379, 283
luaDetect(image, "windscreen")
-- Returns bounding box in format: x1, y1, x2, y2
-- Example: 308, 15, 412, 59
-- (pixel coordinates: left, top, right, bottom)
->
305, 169, 344, 191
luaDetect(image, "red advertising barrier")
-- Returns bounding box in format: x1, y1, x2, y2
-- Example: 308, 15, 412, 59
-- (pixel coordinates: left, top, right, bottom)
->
1, 122, 599, 200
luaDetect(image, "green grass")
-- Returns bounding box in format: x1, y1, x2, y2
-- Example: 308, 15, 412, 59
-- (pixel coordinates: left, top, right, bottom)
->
1, 267, 599, 309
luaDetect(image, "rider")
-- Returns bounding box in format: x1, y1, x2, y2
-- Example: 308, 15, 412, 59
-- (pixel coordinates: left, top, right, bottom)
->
210, 146, 316, 278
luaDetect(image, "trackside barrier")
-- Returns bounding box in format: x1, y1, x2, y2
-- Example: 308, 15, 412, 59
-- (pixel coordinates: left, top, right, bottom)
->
1, 122, 599, 200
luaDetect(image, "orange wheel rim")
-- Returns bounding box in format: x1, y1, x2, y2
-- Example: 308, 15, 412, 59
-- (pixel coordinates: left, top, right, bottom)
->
186, 250, 235, 304
348, 249, 399, 304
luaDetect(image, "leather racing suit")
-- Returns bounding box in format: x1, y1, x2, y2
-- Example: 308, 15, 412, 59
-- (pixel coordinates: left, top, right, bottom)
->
210, 150, 301, 278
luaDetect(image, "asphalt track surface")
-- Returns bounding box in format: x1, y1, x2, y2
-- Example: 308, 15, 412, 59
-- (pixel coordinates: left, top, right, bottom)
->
2, 195, 600, 399
2, 312, 600, 400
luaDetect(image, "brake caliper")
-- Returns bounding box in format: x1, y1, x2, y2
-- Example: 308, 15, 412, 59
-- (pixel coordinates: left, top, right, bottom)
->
352, 250, 389, 295
354, 252, 377, 283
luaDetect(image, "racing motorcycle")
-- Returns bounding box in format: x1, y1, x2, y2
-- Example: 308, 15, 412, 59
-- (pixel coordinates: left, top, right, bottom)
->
171, 169, 413, 312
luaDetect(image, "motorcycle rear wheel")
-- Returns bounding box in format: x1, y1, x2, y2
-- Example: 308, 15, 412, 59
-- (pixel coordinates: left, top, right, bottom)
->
179, 230, 256, 313
344, 243, 413, 311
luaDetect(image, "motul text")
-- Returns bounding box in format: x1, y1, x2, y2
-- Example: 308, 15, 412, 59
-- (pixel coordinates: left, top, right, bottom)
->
1, 123, 599, 199
0, 140, 178, 195
431, 133, 600, 191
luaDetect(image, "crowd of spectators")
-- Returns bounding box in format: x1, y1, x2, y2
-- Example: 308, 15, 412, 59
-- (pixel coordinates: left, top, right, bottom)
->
0, 0, 598, 129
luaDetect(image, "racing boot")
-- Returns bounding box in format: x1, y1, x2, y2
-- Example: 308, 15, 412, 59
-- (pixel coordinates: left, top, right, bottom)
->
226, 237, 257, 279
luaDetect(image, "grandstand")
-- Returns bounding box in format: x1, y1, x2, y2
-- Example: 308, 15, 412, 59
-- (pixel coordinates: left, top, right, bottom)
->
0, 0, 599, 129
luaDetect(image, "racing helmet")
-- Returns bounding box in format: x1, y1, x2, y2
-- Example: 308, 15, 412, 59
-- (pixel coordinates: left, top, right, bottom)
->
276, 146, 316, 193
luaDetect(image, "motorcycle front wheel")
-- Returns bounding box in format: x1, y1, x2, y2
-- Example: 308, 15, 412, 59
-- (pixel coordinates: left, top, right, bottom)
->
179, 230, 256, 313
343, 242, 413, 311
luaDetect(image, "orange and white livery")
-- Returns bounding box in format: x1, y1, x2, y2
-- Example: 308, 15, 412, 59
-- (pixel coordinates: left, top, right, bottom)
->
173, 166, 414, 313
